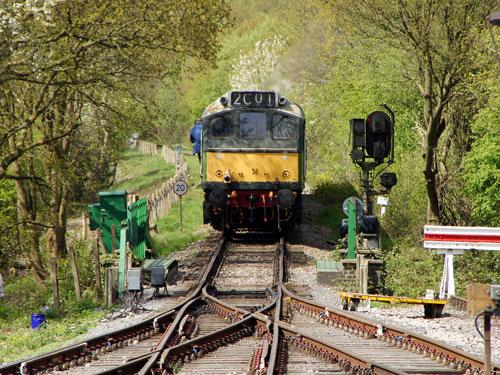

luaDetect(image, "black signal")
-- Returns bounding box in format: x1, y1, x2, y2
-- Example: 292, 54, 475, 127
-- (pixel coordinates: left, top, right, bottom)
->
349, 118, 365, 162
365, 111, 392, 161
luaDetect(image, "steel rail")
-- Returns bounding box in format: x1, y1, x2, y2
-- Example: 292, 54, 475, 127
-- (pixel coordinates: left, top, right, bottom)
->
276, 320, 409, 375
281, 283, 500, 374
0, 307, 175, 375
267, 236, 285, 374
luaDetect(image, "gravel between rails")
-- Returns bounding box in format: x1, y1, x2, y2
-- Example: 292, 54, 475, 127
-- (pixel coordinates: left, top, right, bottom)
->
77, 236, 500, 366
289, 245, 500, 365
25, 222, 498, 369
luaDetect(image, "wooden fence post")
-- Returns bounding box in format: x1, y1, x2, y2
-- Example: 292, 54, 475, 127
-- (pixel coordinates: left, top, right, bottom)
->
69, 246, 82, 301
93, 237, 103, 300
105, 267, 118, 306
82, 212, 88, 240
111, 224, 117, 252
98, 228, 106, 255
51, 258, 60, 313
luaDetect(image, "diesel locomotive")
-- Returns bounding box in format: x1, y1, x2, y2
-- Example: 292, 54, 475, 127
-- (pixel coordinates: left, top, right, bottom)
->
201, 90, 306, 232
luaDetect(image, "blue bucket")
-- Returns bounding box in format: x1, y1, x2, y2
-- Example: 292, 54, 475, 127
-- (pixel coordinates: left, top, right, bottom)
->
31, 313, 46, 329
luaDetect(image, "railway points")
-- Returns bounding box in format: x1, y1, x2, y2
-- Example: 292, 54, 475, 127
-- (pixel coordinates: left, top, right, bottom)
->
3, 232, 499, 375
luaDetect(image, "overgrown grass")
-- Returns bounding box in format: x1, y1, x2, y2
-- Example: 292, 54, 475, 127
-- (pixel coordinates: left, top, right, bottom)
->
0, 148, 206, 364
150, 188, 209, 257
149, 151, 210, 257
0, 308, 106, 363
114, 149, 176, 194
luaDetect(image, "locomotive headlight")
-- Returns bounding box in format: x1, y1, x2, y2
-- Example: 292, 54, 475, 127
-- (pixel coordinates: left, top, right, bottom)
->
277, 189, 296, 209
215, 170, 223, 177
282, 170, 290, 179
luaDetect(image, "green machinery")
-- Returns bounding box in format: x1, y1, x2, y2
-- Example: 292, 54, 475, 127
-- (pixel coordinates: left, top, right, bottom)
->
88, 190, 151, 259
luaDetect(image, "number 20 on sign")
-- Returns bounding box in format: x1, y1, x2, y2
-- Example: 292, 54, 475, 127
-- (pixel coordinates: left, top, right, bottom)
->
174, 180, 188, 230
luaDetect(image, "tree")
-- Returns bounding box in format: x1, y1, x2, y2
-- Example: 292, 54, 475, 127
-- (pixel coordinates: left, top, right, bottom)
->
321, 0, 500, 224
0, 0, 230, 277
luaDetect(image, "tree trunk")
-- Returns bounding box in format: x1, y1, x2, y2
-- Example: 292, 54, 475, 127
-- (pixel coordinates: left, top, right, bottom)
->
12, 160, 47, 282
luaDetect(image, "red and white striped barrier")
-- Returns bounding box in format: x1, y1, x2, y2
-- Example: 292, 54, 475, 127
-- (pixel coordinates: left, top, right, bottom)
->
423, 225, 500, 299
424, 225, 500, 251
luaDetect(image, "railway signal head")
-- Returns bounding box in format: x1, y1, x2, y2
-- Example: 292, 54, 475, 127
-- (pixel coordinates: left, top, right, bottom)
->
349, 118, 366, 163
365, 111, 392, 162
349, 110, 393, 165
380, 172, 397, 190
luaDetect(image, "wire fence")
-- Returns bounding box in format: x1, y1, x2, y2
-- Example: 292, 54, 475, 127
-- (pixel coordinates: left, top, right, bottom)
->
134, 140, 190, 225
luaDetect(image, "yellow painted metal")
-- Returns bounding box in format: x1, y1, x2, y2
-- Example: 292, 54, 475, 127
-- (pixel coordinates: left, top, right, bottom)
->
338, 292, 447, 306
205, 152, 299, 183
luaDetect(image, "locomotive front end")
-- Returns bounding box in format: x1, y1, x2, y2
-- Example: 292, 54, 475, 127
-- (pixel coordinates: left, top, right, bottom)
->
201, 91, 305, 232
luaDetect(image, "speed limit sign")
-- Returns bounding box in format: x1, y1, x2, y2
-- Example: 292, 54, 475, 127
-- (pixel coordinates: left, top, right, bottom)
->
174, 180, 188, 196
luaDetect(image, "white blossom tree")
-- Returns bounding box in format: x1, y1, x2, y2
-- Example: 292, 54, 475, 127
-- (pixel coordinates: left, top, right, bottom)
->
230, 35, 286, 90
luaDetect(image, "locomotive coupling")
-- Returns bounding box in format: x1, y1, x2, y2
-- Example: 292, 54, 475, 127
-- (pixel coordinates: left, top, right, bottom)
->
224, 169, 231, 183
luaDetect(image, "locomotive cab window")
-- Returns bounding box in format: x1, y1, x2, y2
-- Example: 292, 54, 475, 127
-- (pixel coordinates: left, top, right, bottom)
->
210, 115, 232, 138
239, 112, 266, 140
272, 115, 297, 140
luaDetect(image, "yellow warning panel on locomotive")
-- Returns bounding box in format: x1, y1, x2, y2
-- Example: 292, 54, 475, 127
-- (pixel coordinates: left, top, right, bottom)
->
205, 152, 299, 182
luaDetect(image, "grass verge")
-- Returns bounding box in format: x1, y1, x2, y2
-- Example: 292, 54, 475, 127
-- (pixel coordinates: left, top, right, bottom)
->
0, 148, 206, 364
114, 149, 176, 194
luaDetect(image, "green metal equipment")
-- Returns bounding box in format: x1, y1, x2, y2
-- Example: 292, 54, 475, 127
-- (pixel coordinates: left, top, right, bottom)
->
88, 190, 151, 258
127, 198, 150, 259
99, 191, 128, 254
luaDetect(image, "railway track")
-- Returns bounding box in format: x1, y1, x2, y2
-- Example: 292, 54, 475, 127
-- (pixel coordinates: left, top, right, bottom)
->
2, 233, 499, 375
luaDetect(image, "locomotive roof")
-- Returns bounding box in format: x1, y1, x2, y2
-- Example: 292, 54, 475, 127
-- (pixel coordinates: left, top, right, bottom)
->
202, 90, 305, 118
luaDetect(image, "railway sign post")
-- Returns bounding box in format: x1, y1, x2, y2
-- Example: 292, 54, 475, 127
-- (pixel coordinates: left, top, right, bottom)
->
174, 145, 183, 172
174, 180, 188, 231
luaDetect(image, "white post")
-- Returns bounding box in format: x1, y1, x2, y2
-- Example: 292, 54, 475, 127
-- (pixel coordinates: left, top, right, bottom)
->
439, 250, 456, 299
447, 252, 455, 297
439, 255, 448, 300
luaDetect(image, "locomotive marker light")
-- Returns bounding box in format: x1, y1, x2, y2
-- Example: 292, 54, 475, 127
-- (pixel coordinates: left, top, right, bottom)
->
174, 180, 188, 231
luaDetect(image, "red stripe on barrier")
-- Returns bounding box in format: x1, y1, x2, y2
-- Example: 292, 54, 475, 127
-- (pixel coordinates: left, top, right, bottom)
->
424, 233, 500, 243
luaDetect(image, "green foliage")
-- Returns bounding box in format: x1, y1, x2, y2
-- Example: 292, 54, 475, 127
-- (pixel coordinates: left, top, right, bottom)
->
55, 239, 102, 308
312, 183, 358, 206
1, 278, 52, 321
381, 239, 442, 297
454, 251, 500, 297
0, 178, 17, 267
460, 102, 500, 226
379, 152, 427, 241
0, 307, 105, 363
150, 154, 209, 257
114, 150, 177, 195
